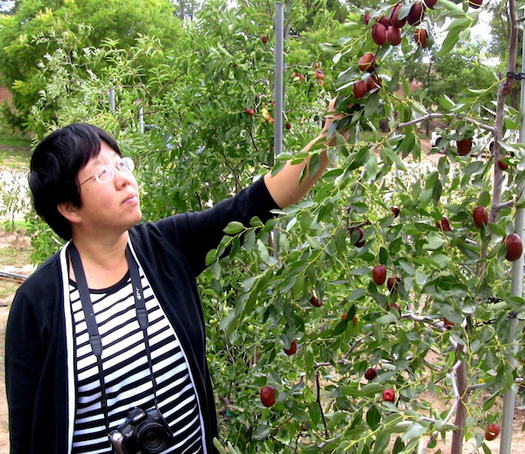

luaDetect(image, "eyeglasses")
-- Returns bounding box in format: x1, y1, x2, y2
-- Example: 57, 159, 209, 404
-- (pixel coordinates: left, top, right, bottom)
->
79, 157, 135, 186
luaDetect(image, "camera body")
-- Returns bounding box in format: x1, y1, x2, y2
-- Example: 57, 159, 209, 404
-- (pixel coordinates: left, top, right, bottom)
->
109, 407, 174, 454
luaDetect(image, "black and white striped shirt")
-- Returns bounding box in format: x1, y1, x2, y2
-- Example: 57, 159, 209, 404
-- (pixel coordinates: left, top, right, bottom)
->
70, 269, 204, 454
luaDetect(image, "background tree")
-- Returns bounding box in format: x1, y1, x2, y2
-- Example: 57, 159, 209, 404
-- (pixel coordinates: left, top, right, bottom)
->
0, 0, 183, 132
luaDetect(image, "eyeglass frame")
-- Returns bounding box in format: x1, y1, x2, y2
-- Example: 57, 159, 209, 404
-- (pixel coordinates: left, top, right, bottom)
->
79, 157, 135, 186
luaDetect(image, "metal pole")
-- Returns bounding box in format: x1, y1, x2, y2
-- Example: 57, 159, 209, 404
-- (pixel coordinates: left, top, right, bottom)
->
109, 85, 115, 115
274, 2, 284, 157
139, 106, 144, 134
273, 2, 284, 260
500, 24, 525, 454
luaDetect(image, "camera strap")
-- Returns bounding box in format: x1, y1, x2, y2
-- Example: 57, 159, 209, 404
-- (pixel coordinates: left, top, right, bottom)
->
69, 242, 159, 432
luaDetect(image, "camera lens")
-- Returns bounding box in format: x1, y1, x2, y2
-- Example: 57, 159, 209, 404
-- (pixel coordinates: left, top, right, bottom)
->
136, 422, 169, 454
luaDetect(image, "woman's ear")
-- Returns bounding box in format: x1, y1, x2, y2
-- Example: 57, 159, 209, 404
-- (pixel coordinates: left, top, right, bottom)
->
57, 202, 81, 224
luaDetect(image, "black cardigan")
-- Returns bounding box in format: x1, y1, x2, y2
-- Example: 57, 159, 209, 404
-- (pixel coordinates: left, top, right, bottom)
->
5, 177, 278, 454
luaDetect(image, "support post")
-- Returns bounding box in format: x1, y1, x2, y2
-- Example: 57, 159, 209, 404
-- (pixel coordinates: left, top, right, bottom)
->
273, 1, 284, 260
109, 85, 115, 115
500, 24, 525, 454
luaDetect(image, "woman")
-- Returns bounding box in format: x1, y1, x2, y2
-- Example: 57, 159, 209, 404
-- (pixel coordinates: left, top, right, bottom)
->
5, 100, 339, 454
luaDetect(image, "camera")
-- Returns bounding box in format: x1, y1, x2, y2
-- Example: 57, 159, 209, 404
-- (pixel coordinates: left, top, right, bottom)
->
109, 407, 174, 454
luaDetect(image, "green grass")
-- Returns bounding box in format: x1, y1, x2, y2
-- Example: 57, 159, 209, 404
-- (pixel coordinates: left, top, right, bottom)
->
0, 134, 32, 148
0, 133, 33, 166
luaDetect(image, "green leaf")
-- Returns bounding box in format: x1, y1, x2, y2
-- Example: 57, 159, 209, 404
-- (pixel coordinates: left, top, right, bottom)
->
392, 436, 405, 454
437, 28, 461, 58
253, 423, 271, 440
327, 411, 348, 431
205, 248, 217, 266
401, 422, 427, 441
256, 239, 270, 263
375, 314, 397, 325
361, 383, 384, 396
373, 430, 391, 454
309, 402, 321, 425
382, 148, 407, 171
224, 221, 245, 235
366, 404, 381, 431
439, 95, 455, 111
250, 216, 264, 227
349, 287, 367, 300
489, 223, 506, 237
439, 0, 467, 15
424, 235, 446, 250
244, 230, 256, 252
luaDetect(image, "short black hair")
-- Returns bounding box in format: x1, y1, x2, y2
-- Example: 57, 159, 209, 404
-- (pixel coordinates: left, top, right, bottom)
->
29, 123, 121, 240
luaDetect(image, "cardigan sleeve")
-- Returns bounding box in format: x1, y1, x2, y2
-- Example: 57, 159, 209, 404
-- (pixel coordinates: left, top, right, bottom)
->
5, 285, 47, 453
150, 176, 278, 276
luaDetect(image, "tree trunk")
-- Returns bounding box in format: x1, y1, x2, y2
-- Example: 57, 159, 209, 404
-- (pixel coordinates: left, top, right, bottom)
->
451, 354, 468, 454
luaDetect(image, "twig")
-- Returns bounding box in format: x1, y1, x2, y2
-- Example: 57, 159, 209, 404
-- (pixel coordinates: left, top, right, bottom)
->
494, 200, 515, 210
397, 113, 444, 129
344, 330, 374, 360
427, 360, 463, 446
397, 113, 496, 134
315, 370, 329, 438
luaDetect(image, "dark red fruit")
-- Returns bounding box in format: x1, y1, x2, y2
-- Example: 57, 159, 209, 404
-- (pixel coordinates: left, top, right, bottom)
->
353, 80, 369, 99
484, 423, 500, 441
468, 0, 482, 8
371, 23, 388, 46
261, 35, 268, 44
315, 69, 324, 80
246, 108, 255, 116
382, 389, 395, 402
372, 265, 387, 285
358, 52, 376, 72
407, 2, 425, 26
353, 227, 366, 247
377, 15, 391, 28
284, 339, 297, 355
285, 122, 291, 130
497, 159, 509, 171
415, 28, 428, 48
457, 138, 472, 156
387, 26, 402, 46
436, 216, 452, 232
473, 206, 488, 228
310, 293, 322, 307
505, 233, 523, 262
387, 276, 401, 293
424, 0, 439, 8
390, 3, 407, 28
260, 386, 276, 407
365, 367, 377, 380
366, 75, 382, 91
364, 12, 371, 24
391, 206, 400, 217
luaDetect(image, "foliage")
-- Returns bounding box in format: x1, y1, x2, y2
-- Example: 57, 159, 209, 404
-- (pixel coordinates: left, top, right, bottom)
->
11, 0, 525, 453
0, 0, 183, 132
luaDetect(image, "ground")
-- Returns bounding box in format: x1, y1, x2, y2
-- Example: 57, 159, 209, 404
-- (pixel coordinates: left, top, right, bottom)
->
1, 144, 525, 453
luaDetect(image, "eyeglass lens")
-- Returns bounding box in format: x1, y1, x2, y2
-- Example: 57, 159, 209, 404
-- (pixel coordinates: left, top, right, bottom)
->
95, 158, 134, 183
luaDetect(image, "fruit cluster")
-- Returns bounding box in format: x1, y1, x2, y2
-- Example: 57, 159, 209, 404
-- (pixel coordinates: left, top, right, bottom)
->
366, 1, 433, 49
353, 0, 442, 100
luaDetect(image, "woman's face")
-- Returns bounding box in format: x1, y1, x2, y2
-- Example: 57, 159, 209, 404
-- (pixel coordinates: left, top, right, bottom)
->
74, 142, 142, 236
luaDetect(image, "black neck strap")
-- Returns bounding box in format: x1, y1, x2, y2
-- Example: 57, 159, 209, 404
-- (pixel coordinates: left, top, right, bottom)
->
69, 242, 158, 430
